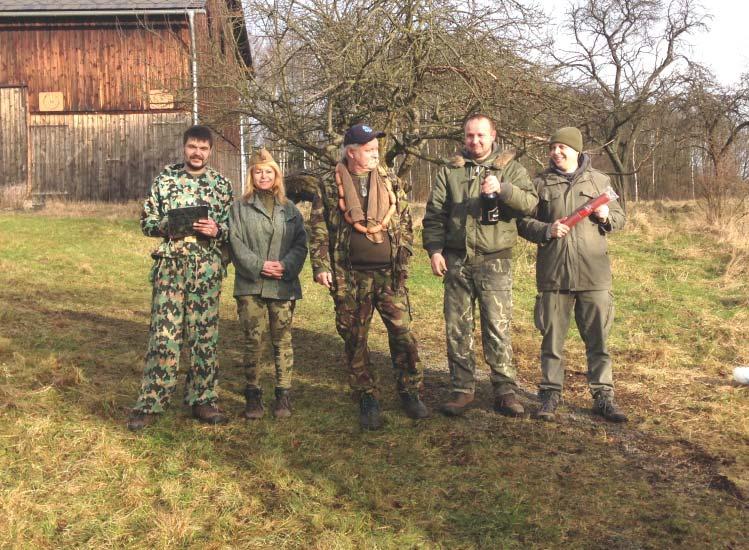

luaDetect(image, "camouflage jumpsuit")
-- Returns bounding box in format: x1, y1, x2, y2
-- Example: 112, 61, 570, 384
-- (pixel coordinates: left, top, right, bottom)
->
308, 166, 422, 397
132, 163, 233, 414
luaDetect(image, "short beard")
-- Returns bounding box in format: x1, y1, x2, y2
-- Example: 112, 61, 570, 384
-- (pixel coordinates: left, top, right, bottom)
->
186, 158, 205, 170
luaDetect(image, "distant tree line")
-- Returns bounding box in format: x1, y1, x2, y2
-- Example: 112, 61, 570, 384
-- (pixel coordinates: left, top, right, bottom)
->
195, 0, 749, 215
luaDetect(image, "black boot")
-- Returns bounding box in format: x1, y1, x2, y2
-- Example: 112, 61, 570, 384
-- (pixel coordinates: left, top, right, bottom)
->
273, 388, 292, 419
359, 393, 384, 430
242, 387, 264, 420
399, 392, 430, 419
536, 390, 561, 422
593, 391, 628, 423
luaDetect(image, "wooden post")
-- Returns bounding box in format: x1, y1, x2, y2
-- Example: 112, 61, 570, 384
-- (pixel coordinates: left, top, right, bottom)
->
25, 87, 32, 199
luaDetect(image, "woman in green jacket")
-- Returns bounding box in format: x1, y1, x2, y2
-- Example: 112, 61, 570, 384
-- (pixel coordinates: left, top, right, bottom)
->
229, 148, 308, 419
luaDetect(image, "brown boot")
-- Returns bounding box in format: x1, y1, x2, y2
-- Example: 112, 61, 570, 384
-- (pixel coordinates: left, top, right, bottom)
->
439, 391, 474, 416
127, 411, 159, 431
272, 388, 292, 419
242, 387, 264, 420
494, 392, 524, 417
192, 403, 229, 425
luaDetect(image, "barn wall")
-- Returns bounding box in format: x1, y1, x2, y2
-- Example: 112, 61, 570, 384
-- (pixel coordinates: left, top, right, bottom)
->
0, 10, 244, 202
0, 86, 28, 189
30, 112, 241, 202
0, 16, 191, 113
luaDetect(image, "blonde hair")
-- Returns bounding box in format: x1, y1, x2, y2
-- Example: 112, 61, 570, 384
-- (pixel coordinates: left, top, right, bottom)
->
243, 149, 287, 204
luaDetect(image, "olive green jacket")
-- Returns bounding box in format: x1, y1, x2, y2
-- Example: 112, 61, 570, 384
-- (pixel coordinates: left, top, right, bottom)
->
517, 154, 625, 291
308, 165, 413, 299
229, 194, 308, 300
422, 147, 538, 259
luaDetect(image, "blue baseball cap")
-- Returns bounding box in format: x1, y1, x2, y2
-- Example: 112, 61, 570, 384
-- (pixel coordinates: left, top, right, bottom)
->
343, 123, 385, 146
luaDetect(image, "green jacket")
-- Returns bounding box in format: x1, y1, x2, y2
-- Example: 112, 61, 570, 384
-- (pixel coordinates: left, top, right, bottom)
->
140, 163, 233, 259
229, 194, 308, 300
422, 147, 538, 259
308, 165, 413, 297
517, 154, 625, 291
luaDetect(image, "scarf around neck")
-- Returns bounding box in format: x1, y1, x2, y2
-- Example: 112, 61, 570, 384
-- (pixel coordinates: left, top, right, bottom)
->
336, 162, 391, 243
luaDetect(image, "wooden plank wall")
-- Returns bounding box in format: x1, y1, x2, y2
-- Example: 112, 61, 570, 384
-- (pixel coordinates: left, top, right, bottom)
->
0, 87, 29, 188
30, 112, 241, 201
0, 17, 191, 113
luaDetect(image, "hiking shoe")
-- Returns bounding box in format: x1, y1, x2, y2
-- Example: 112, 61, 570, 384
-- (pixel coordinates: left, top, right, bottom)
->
127, 411, 158, 431
536, 390, 561, 422
272, 388, 292, 419
593, 392, 628, 423
493, 392, 525, 417
192, 403, 229, 425
242, 387, 264, 420
359, 393, 384, 430
439, 392, 475, 416
399, 392, 430, 419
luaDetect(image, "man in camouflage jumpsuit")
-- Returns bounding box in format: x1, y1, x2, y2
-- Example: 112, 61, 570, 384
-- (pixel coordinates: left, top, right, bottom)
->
309, 123, 428, 430
127, 125, 234, 431
422, 114, 538, 417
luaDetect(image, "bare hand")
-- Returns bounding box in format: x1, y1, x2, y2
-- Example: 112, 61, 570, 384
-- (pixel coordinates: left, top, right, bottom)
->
480, 175, 501, 195
430, 252, 448, 277
550, 219, 571, 238
261, 260, 284, 279
193, 218, 219, 238
315, 271, 333, 288
594, 204, 609, 222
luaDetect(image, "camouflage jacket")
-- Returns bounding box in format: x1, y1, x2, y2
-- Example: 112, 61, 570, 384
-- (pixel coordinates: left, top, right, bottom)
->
422, 146, 538, 259
140, 163, 234, 260
308, 165, 413, 295
517, 154, 625, 291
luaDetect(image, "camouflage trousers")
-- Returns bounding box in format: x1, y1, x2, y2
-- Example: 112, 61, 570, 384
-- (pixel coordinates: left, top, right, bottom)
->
236, 295, 296, 390
133, 253, 223, 414
534, 290, 614, 395
332, 268, 422, 397
443, 251, 516, 395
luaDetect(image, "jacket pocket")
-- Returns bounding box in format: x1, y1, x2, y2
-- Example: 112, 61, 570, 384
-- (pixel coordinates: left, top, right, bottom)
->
539, 186, 563, 221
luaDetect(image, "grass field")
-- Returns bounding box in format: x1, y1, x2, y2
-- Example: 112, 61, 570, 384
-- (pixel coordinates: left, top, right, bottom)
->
0, 201, 747, 548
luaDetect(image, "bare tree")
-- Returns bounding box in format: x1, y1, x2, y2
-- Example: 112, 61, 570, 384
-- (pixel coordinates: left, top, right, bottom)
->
677, 68, 749, 221
550, 0, 706, 203
198, 0, 550, 183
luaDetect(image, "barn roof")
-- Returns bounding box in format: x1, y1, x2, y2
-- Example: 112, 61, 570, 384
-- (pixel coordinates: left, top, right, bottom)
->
0, 1, 205, 11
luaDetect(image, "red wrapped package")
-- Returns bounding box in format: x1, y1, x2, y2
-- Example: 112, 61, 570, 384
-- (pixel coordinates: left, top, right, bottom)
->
560, 186, 619, 228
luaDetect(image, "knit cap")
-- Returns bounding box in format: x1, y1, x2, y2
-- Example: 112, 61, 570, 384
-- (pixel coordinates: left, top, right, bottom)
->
549, 127, 583, 152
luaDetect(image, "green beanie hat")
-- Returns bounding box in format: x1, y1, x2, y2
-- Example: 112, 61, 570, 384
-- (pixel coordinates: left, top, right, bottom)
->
549, 127, 583, 152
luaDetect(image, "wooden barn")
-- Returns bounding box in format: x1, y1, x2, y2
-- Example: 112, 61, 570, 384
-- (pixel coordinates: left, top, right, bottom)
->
0, 1, 251, 203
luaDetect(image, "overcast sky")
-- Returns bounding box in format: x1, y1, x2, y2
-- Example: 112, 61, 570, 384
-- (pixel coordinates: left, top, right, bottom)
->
538, 0, 749, 86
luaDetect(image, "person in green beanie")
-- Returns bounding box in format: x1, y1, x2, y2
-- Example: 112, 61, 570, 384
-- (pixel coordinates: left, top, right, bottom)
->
518, 127, 628, 423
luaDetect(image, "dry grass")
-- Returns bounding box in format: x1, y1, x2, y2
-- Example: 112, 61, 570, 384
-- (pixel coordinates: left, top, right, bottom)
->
31, 200, 143, 220
0, 184, 30, 210
0, 201, 747, 548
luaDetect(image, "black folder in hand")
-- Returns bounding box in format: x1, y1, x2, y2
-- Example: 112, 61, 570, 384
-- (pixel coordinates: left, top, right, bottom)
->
167, 205, 209, 239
